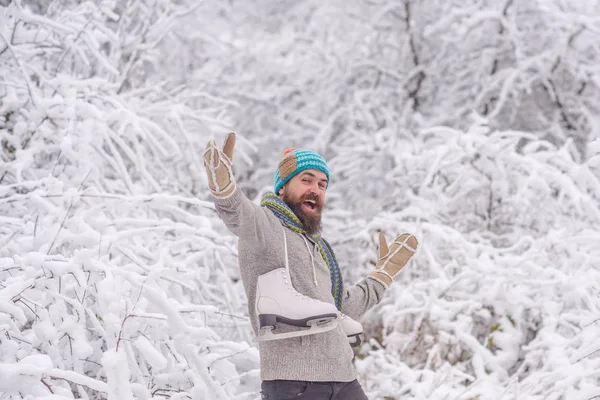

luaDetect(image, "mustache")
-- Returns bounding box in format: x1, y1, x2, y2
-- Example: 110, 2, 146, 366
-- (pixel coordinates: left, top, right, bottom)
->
301, 193, 322, 206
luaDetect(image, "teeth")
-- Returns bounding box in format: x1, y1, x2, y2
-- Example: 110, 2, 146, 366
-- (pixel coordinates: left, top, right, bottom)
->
305, 200, 316, 205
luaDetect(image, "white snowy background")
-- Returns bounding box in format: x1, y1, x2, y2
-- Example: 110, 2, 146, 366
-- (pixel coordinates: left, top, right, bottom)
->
1, 0, 599, 399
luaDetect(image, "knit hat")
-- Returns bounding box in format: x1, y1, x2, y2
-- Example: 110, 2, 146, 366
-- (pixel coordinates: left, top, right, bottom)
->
274, 148, 330, 194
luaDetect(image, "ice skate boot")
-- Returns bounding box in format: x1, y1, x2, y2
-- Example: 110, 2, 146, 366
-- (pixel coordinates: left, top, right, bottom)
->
254, 268, 339, 342
340, 313, 363, 347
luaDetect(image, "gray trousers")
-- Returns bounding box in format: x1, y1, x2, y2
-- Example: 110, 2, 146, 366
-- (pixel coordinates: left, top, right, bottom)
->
260, 379, 369, 400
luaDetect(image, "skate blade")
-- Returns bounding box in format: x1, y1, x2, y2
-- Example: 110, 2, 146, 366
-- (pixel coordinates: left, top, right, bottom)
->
254, 319, 338, 342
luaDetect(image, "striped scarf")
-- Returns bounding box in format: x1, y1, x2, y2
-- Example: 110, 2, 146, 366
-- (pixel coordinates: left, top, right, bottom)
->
260, 192, 343, 310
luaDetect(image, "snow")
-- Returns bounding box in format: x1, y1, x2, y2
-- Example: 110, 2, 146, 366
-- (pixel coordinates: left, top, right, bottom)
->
134, 336, 168, 371
102, 349, 133, 400
0, 0, 599, 399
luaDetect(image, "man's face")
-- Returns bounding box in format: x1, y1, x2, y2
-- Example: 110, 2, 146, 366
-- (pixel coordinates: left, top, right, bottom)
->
279, 169, 328, 234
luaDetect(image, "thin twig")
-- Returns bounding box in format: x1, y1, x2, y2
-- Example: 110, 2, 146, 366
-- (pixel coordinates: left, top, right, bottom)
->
572, 349, 600, 364
130, 313, 166, 321
115, 313, 134, 352
582, 317, 600, 329
213, 311, 246, 321
16, 299, 40, 320
34, 214, 39, 239
47, 375, 107, 394
81, 358, 102, 367
47, 169, 90, 255
54, 19, 94, 75
47, 199, 74, 255
78, 169, 92, 191
207, 348, 251, 368
41, 379, 54, 394
11, 284, 34, 302
0, 30, 36, 106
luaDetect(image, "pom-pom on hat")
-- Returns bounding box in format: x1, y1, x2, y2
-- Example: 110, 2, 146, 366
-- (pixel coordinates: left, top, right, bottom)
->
274, 148, 330, 194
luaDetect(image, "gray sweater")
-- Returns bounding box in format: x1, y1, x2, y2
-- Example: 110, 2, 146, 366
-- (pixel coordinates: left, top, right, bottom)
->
213, 188, 387, 382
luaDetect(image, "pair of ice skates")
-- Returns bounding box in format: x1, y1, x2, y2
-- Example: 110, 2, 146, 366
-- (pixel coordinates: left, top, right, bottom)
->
254, 267, 363, 347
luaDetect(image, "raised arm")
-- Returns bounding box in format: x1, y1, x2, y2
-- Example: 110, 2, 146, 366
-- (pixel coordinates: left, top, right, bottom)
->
342, 232, 418, 320
204, 133, 275, 241
341, 276, 388, 322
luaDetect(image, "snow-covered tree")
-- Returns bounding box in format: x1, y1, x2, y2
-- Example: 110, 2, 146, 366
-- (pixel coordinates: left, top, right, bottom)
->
1, 0, 599, 399
1, 1, 258, 398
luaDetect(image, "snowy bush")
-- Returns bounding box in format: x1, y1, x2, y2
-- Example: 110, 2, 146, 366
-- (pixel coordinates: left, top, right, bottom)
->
0, 1, 258, 399
345, 126, 600, 399
1, 0, 599, 399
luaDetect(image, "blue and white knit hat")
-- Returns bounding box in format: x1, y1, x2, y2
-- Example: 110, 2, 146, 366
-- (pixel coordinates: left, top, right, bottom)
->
274, 148, 330, 194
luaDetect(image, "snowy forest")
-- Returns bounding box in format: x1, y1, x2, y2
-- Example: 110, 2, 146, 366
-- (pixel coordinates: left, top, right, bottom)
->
1, 0, 599, 399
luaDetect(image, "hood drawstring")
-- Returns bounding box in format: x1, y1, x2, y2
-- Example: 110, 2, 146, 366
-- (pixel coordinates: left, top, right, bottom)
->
282, 228, 290, 275
282, 225, 319, 287
302, 234, 319, 286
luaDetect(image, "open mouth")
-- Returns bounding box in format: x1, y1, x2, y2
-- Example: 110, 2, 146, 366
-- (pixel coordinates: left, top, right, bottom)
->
302, 199, 318, 212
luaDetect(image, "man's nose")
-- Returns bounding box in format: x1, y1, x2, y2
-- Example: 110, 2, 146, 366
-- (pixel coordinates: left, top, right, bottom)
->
308, 184, 323, 196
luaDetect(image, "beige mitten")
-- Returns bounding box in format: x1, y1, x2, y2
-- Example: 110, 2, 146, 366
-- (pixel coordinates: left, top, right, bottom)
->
204, 132, 236, 198
369, 232, 418, 287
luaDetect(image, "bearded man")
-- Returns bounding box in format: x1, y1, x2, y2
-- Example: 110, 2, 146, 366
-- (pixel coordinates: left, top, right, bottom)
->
204, 132, 418, 400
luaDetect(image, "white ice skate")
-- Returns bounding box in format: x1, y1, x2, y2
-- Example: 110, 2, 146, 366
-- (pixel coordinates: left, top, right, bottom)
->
254, 268, 339, 341
340, 313, 363, 347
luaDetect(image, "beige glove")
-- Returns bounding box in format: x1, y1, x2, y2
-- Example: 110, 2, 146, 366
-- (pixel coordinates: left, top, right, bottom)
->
204, 132, 236, 198
369, 232, 418, 287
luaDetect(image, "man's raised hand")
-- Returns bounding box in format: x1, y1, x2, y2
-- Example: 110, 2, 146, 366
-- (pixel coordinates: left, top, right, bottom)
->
204, 132, 236, 198
369, 232, 418, 287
